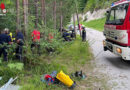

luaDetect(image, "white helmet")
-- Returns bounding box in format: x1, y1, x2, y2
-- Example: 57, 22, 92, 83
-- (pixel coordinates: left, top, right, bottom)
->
4, 28, 9, 33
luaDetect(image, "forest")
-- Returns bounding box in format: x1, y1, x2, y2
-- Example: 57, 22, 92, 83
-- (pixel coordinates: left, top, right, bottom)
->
0, 0, 119, 90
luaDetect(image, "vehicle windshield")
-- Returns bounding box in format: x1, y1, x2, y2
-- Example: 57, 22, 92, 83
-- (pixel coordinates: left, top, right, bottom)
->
106, 3, 129, 25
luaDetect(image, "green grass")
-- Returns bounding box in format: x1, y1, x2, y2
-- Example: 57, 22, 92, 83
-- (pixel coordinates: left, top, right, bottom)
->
19, 37, 92, 90
81, 18, 106, 31
0, 37, 110, 90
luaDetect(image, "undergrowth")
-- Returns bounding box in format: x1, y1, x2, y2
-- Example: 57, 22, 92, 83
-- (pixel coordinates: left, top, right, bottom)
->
0, 36, 92, 89
19, 37, 92, 90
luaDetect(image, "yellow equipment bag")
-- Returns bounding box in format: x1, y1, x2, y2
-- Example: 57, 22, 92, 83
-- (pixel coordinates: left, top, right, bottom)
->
56, 71, 74, 88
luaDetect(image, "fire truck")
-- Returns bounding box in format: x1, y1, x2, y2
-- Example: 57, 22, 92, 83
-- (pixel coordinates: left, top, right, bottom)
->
0, 3, 6, 14
103, 0, 130, 60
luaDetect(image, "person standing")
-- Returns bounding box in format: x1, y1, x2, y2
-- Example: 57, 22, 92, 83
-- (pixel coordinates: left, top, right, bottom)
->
82, 27, 86, 42
0, 30, 12, 61
31, 29, 40, 55
4, 28, 15, 42
15, 30, 24, 61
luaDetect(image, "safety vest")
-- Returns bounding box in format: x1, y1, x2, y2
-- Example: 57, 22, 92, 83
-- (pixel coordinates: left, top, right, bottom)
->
8, 32, 15, 42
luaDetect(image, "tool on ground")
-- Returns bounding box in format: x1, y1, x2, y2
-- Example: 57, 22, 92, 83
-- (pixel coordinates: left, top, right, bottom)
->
71, 70, 87, 80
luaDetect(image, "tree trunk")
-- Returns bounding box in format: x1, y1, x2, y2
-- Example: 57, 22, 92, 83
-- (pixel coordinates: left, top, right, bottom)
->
75, 0, 81, 36
23, 0, 28, 37
41, 0, 46, 26
60, 1, 63, 33
53, 0, 56, 29
35, 0, 38, 28
73, 14, 76, 38
16, 0, 20, 30
26, 0, 28, 25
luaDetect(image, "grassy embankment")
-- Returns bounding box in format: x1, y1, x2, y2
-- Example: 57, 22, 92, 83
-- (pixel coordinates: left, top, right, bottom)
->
81, 18, 106, 32
19, 37, 93, 90
0, 37, 110, 90
0, 37, 93, 89
19, 37, 110, 90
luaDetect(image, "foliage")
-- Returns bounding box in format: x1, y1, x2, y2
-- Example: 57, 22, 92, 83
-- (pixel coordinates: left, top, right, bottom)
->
7, 63, 24, 71
81, 17, 106, 31
0, 0, 16, 31
77, 0, 87, 13
84, 0, 119, 13
0, 62, 23, 86
0, 0, 93, 89
19, 37, 92, 90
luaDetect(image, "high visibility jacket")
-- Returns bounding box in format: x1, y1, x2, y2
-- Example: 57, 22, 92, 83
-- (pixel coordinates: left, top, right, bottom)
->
8, 32, 15, 42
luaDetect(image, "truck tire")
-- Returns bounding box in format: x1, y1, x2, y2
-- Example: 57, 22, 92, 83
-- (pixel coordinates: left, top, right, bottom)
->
104, 46, 107, 51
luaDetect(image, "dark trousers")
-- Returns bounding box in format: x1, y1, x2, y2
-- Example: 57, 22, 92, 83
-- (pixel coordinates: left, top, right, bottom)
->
64, 36, 71, 41
31, 42, 40, 55
82, 36, 86, 42
0, 47, 8, 61
16, 45, 23, 61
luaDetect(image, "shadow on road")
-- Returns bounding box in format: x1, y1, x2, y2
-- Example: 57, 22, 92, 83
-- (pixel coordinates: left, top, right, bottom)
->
105, 57, 130, 70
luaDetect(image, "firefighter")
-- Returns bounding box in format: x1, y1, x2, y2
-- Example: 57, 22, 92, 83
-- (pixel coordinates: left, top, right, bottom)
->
4, 28, 16, 56
4, 28, 15, 42
0, 30, 12, 61
71, 29, 76, 39
15, 30, 24, 61
31, 29, 40, 55
82, 27, 86, 42
8, 32, 15, 42
62, 29, 71, 41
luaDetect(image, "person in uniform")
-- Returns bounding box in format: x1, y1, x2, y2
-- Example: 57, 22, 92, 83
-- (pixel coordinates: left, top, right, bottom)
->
82, 27, 86, 42
0, 30, 12, 61
15, 30, 24, 61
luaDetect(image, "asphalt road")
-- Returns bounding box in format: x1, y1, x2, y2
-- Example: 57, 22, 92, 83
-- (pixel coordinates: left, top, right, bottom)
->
86, 28, 130, 90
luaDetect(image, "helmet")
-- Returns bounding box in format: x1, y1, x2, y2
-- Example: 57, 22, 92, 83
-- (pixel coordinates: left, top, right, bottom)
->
4, 28, 9, 32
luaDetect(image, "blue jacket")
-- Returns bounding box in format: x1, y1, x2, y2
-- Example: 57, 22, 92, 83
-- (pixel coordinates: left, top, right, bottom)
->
0, 33, 11, 45
16, 32, 24, 41
16, 32, 24, 46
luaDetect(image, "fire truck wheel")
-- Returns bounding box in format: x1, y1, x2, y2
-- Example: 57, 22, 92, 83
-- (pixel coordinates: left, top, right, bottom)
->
104, 46, 107, 51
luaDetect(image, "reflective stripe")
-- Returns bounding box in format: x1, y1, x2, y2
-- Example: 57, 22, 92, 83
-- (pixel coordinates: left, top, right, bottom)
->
8, 32, 15, 41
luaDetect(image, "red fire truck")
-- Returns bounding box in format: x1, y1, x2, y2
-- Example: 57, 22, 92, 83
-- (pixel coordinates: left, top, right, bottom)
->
103, 0, 130, 60
0, 3, 6, 14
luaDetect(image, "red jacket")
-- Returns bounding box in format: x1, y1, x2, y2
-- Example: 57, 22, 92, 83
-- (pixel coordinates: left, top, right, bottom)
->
32, 30, 40, 42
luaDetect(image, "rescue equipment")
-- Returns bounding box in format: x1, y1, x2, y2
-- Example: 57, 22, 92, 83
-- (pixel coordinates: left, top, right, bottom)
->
56, 71, 76, 88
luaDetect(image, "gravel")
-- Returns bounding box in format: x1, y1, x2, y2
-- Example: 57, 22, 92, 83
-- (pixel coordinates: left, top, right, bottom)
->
86, 28, 130, 90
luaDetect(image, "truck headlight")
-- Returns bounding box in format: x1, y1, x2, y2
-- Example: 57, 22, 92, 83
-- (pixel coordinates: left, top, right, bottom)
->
103, 40, 106, 46
116, 47, 122, 54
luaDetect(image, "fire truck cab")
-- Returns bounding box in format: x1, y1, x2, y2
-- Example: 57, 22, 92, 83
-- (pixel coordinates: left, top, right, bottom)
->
103, 0, 130, 60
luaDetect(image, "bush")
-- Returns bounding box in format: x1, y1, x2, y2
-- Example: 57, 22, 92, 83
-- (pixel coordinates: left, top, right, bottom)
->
0, 66, 23, 86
